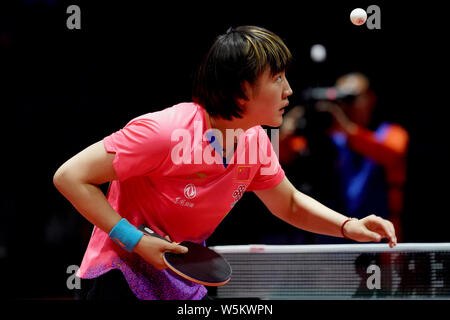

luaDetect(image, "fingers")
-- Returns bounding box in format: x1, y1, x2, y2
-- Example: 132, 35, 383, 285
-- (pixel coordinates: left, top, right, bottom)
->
161, 234, 187, 253
362, 229, 382, 242
135, 235, 188, 270
377, 217, 397, 247
164, 242, 188, 254
385, 220, 397, 248
152, 241, 188, 270
148, 234, 188, 254
365, 214, 397, 247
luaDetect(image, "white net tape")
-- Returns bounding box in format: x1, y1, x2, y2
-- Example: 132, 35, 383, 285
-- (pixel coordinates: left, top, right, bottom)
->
210, 243, 450, 299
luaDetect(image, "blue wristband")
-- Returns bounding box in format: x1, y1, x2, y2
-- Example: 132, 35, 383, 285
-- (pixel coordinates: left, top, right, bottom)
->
109, 218, 144, 252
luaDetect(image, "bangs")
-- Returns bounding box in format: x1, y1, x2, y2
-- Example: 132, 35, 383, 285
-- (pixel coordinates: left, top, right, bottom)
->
240, 26, 293, 78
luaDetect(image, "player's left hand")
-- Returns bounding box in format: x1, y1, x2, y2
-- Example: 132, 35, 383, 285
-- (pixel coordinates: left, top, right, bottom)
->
343, 214, 397, 248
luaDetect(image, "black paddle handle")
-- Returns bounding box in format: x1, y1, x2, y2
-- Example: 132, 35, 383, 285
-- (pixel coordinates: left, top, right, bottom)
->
138, 225, 171, 243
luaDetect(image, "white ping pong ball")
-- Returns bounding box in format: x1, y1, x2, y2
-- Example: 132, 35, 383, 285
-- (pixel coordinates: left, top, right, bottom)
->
350, 8, 367, 26
310, 44, 327, 63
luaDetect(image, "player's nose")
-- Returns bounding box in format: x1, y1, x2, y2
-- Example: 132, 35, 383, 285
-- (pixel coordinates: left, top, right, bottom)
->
283, 78, 293, 98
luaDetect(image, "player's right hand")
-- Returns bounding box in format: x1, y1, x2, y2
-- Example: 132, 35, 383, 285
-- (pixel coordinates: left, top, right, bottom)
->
133, 234, 188, 270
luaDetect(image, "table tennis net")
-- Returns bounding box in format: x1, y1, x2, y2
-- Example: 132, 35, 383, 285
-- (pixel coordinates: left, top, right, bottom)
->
209, 243, 450, 299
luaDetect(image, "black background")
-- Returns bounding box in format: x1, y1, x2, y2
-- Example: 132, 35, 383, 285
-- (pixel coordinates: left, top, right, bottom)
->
0, 0, 449, 299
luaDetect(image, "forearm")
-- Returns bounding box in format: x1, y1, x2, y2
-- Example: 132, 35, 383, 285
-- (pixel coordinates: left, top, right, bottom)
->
257, 176, 396, 246
281, 190, 349, 238
54, 172, 121, 234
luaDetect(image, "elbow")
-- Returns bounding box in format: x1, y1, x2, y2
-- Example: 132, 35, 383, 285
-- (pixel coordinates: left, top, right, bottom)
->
53, 166, 67, 192
53, 164, 76, 193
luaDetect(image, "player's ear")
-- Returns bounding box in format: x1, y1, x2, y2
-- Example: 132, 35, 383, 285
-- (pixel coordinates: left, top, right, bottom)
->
237, 80, 252, 106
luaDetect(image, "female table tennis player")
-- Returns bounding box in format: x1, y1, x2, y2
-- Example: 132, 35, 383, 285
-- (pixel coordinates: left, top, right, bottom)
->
53, 26, 397, 300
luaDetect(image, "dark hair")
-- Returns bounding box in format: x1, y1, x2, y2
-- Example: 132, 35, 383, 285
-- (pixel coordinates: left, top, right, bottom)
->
192, 26, 293, 120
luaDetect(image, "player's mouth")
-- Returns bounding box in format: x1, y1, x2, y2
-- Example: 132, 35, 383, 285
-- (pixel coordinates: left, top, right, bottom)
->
279, 101, 289, 113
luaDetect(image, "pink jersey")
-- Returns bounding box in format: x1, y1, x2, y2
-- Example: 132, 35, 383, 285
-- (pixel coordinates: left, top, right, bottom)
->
77, 102, 285, 299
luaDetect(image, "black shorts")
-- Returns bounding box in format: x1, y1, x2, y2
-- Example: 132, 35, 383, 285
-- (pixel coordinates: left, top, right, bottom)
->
75, 269, 138, 301
75, 269, 213, 300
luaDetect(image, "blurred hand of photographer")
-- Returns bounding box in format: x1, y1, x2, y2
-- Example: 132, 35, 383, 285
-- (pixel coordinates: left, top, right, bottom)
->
315, 101, 357, 135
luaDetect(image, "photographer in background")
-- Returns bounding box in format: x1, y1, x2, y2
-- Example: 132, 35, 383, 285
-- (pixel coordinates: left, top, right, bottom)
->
279, 72, 409, 243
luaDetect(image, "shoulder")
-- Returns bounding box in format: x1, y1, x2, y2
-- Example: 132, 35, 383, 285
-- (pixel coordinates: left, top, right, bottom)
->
128, 102, 199, 126
123, 102, 201, 135
107, 103, 201, 150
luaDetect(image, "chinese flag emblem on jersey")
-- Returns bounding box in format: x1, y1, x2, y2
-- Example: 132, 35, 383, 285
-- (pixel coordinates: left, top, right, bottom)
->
236, 166, 251, 181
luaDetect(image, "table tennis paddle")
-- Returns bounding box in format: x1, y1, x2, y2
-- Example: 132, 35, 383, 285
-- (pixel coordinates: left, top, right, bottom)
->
137, 225, 232, 286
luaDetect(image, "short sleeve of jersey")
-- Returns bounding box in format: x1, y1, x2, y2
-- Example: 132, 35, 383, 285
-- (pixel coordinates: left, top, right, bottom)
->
103, 114, 171, 182
246, 127, 285, 191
